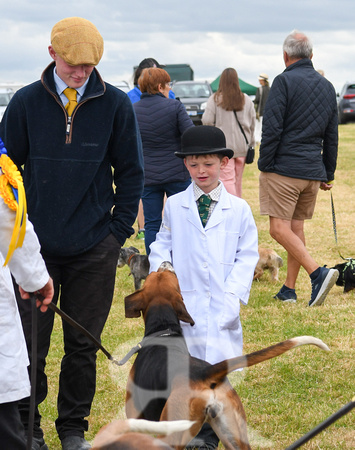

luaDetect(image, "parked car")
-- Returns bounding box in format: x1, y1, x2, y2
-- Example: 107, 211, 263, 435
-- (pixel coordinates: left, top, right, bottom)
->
0, 88, 14, 121
337, 82, 355, 124
172, 81, 213, 125
114, 81, 131, 93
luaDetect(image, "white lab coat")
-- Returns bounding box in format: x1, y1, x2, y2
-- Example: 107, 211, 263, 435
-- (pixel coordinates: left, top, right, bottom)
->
149, 183, 259, 364
0, 199, 49, 404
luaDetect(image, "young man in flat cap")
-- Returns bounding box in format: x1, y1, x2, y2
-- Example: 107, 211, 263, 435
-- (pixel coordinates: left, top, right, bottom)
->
0, 17, 143, 450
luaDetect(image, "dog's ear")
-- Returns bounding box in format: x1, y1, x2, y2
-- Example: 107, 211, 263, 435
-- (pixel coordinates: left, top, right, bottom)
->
172, 294, 195, 326
125, 291, 145, 318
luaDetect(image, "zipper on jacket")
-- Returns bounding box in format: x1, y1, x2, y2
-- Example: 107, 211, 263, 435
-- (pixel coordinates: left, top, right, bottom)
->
66, 116, 72, 136
65, 115, 73, 144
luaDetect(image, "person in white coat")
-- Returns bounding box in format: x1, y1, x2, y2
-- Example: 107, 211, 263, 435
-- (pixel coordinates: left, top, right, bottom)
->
0, 145, 53, 449
149, 126, 258, 449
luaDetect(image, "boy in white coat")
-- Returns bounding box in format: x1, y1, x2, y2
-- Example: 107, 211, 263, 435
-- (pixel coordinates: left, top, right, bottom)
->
149, 126, 259, 449
0, 144, 53, 449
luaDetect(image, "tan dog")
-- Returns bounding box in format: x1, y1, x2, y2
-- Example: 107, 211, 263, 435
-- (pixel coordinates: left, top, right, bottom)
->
124, 262, 330, 449
254, 246, 283, 282
92, 418, 194, 449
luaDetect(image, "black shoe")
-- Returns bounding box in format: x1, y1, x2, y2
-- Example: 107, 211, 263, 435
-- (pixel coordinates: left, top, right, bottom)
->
309, 267, 339, 306
61, 435, 91, 450
274, 285, 297, 303
29, 436, 48, 450
186, 422, 218, 449
186, 438, 218, 449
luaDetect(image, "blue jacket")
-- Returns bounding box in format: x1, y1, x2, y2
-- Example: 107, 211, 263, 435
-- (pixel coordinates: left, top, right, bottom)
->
0, 62, 144, 256
134, 93, 193, 185
127, 86, 143, 104
258, 59, 338, 182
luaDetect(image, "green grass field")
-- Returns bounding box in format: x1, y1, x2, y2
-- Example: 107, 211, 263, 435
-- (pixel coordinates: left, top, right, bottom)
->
40, 124, 354, 449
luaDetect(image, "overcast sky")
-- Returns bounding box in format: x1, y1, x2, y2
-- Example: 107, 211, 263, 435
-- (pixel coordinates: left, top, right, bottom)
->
1, 0, 355, 93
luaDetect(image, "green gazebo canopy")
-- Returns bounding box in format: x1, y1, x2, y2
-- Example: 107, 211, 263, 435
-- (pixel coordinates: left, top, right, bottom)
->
210, 75, 257, 96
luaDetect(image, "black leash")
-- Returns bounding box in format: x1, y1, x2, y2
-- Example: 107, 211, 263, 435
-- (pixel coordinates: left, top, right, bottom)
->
45, 301, 126, 366
26, 294, 38, 450
46, 301, 182, 365
285, 396, 355, 449
31, 296, 177, 367
330, 191, 351, 261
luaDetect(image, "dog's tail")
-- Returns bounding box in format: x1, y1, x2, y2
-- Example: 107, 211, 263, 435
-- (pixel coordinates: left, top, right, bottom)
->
93, 419, 195, 448
202, 336, 330, 383
127, 418, 195, 435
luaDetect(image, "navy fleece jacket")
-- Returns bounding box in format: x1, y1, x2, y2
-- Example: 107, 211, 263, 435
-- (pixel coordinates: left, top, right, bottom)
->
0, 62, 144, 256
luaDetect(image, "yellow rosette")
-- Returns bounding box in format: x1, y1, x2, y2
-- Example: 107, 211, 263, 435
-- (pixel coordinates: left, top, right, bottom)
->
0, 152, 27, 265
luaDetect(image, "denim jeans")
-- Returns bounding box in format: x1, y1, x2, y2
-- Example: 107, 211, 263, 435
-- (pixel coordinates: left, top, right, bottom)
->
142, 180, 191, 254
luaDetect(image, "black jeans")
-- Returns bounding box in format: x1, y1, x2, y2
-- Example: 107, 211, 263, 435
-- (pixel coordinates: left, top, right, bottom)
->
0, 401, 27, 449
16, 234, 121, 441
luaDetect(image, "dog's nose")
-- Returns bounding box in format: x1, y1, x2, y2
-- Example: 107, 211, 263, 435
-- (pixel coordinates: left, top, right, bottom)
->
158, 261, 175, 273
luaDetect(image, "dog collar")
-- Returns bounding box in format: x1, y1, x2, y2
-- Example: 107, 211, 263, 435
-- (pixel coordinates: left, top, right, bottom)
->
116, 328, 181, 365
127, 253, 136, 266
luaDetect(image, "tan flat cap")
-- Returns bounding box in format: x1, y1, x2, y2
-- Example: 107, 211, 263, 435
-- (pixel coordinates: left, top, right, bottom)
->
51, 17, 104, 66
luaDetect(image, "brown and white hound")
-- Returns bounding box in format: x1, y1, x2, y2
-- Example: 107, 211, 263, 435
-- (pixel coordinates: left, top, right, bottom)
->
124, 263, 330, 449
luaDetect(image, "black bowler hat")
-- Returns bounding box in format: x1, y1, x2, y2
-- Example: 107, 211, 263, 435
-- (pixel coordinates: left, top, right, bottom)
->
175, 126, 234, 159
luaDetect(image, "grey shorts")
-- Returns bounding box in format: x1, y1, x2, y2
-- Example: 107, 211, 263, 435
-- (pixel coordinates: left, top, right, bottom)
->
259, 172, 321, 220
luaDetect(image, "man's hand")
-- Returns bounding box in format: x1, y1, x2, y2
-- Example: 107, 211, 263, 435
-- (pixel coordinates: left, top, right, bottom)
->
19, 277, 54, 312
320, 181, 333, 191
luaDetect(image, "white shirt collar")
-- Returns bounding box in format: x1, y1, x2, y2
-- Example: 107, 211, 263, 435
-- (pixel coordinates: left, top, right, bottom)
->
53, 67, 89, 102
193, 181, 222, 202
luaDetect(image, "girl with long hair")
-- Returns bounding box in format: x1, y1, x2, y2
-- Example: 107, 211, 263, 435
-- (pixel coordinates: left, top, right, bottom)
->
202, 68, 255, 197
